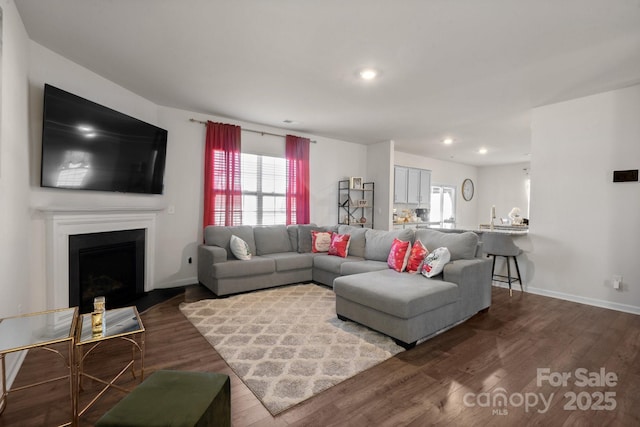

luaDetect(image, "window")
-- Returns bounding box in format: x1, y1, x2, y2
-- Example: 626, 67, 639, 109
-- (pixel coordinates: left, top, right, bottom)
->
241, 153, 288, 225
429, 185, 456, 228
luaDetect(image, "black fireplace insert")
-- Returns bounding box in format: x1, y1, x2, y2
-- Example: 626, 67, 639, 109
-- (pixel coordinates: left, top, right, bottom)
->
69, 229, 145, 313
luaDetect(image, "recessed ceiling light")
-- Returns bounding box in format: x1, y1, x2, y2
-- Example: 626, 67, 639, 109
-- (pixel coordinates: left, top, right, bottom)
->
443, 138, 453, 145
478, 147, 488, 154
359, 69, 378, 80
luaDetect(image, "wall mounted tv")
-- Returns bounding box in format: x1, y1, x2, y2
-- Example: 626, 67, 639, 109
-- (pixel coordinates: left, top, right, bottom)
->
40, 84, 168, 194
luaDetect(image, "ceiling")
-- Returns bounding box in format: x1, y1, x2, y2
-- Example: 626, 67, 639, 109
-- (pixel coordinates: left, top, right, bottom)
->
15, 0, 640, 166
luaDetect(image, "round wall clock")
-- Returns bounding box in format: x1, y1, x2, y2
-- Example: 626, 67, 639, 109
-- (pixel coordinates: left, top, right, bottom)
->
462, 178, 474, 201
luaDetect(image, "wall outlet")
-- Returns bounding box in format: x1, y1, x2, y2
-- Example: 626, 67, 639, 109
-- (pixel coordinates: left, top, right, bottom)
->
612, 275, 622, 290
17, 304, 23, 314
167, 205, 175, 215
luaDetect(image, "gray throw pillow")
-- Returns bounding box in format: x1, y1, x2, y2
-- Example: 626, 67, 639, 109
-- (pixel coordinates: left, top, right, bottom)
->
364, 228, 414, 262
337, 225, 367, 258
287, 225, 299, 252
414, 229, 479, 260
254, 225, 292, 255
297, 224, 326, 253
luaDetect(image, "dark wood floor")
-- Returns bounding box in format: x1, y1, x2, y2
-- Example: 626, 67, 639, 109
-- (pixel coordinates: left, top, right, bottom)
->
1, 284, 639, 427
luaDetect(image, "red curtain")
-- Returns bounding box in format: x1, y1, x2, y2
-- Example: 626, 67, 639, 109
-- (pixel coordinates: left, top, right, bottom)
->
285, 135, 311, 225
203, 121, 242, 228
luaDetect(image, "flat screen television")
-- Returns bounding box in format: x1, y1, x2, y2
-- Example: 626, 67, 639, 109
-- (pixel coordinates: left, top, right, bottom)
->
40, 84, 168, 194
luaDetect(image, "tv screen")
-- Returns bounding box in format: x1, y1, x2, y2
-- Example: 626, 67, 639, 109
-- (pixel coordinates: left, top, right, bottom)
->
40, 84, 167, 194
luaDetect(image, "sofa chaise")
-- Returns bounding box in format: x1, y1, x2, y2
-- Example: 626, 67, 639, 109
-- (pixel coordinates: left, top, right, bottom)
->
198, 224, 492, 347
333, 228, 492, 348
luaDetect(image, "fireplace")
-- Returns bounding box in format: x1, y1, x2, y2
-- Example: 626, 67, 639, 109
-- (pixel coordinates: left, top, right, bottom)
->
69, 229, 145, 313
43, 210, 157, 310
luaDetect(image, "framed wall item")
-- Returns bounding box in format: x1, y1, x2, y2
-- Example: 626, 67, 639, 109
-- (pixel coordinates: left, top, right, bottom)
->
349, 177, 363, 190
462, 178, 474, 201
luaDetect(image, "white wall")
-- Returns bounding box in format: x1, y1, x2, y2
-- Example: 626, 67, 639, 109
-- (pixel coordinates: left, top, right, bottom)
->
366, 140, 394, 230
23, 40, 370, 298
177, 111, 368, 230
27, 42, 166, 304
307, 133, 368, 226
394, 151, 479, 227
155, 107, 368, 287
153, 107, 203, 288
476, 162, 530, 225
529, 84, 640, 313
28, 42, 162, 206
0, 0, 34, 388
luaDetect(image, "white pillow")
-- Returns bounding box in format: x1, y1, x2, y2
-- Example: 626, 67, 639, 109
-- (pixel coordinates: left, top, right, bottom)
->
420, 247, 451, 278
230, 235, 252, 260
311, 231, 332, 253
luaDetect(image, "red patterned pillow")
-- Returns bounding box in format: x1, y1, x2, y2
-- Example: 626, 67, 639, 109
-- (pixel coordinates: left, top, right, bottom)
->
406, 240, 428, 273
387, 238, 411, 272
311, 231, 332, 253
328, 233, 351, 257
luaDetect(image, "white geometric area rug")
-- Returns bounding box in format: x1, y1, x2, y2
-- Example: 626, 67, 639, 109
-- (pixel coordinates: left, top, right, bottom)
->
179, 283, 404, 415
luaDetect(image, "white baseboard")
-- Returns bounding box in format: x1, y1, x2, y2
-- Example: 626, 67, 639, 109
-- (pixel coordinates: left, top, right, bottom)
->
153, 276, 198, 289
4, 350, 28, 390
492, 282, 640, 315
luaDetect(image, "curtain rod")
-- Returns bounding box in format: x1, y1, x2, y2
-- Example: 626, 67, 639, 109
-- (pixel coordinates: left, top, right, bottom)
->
189, 118, 316, 143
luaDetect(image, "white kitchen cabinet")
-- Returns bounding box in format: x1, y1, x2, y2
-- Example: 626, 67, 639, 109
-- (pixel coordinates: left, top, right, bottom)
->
407, 168, 421, 204
394, 166, 431, 207
394, 166, 408, 203
419, 169, 431, 207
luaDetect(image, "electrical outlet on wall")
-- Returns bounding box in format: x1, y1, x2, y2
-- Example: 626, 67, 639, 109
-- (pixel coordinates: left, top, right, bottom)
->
612, 275, 622, 290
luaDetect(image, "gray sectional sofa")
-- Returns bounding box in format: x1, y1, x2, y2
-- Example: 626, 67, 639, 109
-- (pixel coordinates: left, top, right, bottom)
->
198, 224, 313, 296
198, 224, 492, 348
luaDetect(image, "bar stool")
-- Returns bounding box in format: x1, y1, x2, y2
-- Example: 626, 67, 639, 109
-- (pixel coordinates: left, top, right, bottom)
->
482, 233, 523, 296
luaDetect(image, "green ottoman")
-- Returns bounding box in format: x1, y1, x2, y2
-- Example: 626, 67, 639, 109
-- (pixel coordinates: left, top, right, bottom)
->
95, 370, 230, 427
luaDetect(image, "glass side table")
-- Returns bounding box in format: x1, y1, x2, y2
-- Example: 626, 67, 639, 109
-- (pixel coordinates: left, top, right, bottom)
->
0, 307, 78, 426
75, 306, 145, 421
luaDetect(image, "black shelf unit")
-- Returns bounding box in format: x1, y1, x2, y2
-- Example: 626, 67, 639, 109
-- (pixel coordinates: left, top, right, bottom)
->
338, 180, 374, 228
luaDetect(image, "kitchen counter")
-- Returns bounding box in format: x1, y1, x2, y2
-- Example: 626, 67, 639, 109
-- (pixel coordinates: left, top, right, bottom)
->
392, 223, 529, 236
430, 225, 532, 287
393, 220, 429, 228
429, 224, 529, 236
390, 223, 531, 283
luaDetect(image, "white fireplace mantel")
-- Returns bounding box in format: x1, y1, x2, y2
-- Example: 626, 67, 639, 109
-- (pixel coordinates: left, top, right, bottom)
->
42, 209, 158, 310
